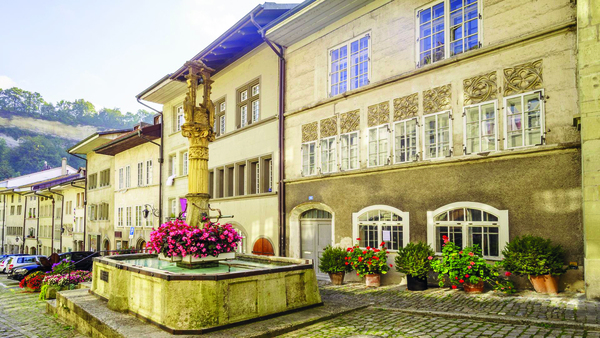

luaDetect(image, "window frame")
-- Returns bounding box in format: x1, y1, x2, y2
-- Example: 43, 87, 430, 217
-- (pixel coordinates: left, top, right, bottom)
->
237, 79, 260, 129
175, 105, 185, 132
137, 162, 144, 187
339, 131, 360, 171
301, 141, 317, 177
503, 89, 545, 150
415, 0, 483, 68
367, 123, 390, 168
182, 152, 189, 176
352, 205, 410, 252
422, 110, 453, 160
463, 100, 498, 154
393, 117, 420, 164
328, 31, 372, 97
319, 136, 337, 174
426, 201, 509, 260
146, 160, 153, 185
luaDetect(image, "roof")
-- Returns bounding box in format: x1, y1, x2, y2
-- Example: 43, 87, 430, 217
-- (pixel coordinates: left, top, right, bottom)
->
1, 166, 78, 190
31, 174, 83, 191
264, 0, 375, 47
68, 128, 134, 155
93, 124, 161, 156
137, 2, 297, 103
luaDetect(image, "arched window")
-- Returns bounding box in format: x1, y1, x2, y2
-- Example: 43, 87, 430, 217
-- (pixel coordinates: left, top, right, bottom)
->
300, 209, 332, 219
352, 205, 409, 251
427, 202, 508, 259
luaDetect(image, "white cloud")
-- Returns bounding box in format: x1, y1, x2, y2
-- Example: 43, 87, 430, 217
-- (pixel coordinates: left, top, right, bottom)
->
0, 75, 17, 90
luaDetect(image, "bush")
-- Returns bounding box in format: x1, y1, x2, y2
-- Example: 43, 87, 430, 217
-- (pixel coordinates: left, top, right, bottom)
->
501, 235, 566, 277
394, 242, 434, 279
346, 240, 391, 277
318, 245, 353, 274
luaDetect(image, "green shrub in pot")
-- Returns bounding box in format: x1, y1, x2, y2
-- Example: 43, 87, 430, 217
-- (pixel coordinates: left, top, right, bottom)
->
395, 242, 434, 291
319, 245, 353, 285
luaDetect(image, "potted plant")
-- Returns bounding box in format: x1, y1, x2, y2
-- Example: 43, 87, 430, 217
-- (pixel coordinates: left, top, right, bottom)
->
431, 236, 515, 293
395, 242, 434, 291
501, 235, 566, 294
319, 245, 352, 285
346, 240, 391, 287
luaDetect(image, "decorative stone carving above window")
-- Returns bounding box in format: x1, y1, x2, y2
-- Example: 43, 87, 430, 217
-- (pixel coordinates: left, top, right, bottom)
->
503, 60, 543, 96
320, 116, 337, 138
423, 84, 452, 115
340, 110, 360, 134
301, 122, 318, 143
393, 93, 419, 121
367, 101, 390, 127
464, 72, 497, 105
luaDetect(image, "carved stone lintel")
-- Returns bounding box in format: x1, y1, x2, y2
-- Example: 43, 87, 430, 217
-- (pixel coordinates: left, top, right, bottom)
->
464, 72, 498, 105
393, 93, 419, 121
340, 110, 360, 134
320, 117, 337, 138
302, 122, 318, 142
368, 101, 390, 127
423, 84, 452, 115
503, 59, 543, 96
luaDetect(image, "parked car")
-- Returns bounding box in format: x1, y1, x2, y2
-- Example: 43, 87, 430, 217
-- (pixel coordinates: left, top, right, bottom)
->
4, 256, 44, 274
8, 257, 44, 281
0, 254, 28, 273
9, 251, 100, 281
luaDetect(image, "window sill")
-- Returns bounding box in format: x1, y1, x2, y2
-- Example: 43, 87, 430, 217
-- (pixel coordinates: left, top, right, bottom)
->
215, 115, 277, 141
210, 191, 277, 202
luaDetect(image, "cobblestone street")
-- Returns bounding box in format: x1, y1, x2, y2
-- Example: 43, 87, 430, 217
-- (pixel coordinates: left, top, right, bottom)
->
0, 276, 83, 338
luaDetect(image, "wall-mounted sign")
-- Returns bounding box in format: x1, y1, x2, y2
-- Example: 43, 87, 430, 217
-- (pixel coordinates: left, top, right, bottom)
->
383, 230, 391, 242
308, 196, 314, 201
129, 226, 134, 239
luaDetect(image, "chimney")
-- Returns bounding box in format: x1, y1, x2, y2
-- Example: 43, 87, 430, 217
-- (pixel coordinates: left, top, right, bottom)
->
61, 157, 67, 175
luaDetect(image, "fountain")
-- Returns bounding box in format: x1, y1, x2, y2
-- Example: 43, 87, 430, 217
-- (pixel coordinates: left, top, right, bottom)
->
88, 61, 321, 334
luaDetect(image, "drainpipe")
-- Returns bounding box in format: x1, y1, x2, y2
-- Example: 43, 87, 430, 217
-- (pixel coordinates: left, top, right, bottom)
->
71, 153, 87, 250
137, 98, 164, 224
34, 191, 45, 254
1, 193, 6, 254
251, 13, 287, 256
70, 181, 86, 250
21, 193, 28, 254
49, 188, 65, 253
50, 195, 55, 253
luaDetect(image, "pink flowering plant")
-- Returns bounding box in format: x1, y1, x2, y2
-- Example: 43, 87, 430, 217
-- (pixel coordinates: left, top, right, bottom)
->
431, 235, 515, 293
146, 219, 242, 258
346, 239, 391, 277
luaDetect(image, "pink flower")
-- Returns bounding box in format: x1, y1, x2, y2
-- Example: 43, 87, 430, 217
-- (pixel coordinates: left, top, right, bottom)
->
505, 271, 512, 277
467, 266, 472, 269
451, 285, 457, 289
427, 256, 433, 260
459, 279, 464, 283
470, 261, 475, 266
468, 252, 474, 257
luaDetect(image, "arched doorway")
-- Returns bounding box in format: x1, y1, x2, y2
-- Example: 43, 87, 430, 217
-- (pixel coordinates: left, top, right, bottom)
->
136, 238, 146, 252
252, 238, 274, 256
30, 247, 36, 255
102, 239, 110, 255
300, 209, 332, 276
289, 202, 335, 259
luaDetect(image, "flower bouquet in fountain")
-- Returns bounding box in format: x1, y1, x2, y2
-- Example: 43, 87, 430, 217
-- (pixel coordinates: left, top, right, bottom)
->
147, 218, 242, 268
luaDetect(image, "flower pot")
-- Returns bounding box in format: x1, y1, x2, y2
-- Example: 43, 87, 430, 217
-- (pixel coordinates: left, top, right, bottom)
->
328, 272, 345, 285
365, 274, 381, 287
463, 280, 485, 293
545, 275, 559, 294
406, 275, 428, 291
529, 275, 548, 293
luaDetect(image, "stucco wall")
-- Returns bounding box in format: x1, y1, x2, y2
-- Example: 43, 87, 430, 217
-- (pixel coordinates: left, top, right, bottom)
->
86, 151, 115, 251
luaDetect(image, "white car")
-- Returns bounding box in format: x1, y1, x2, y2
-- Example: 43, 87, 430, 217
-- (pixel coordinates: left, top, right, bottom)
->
4, 256, 44, 274
0, 256, 19, 273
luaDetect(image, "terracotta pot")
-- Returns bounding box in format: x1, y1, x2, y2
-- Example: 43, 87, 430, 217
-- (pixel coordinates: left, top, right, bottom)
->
406, 275, 428, 291
463, 280, 485, 293
329, 272, 345, 285
545, 275, 559, 294
529, 275, 548, 293
365, 274, 381, 287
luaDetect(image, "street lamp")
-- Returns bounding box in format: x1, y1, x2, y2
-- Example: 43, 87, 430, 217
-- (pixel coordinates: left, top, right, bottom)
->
142, 204, 159, 219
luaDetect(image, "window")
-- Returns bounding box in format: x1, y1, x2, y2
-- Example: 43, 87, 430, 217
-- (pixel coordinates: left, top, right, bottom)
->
182, 152, 189, 176
169, 155, 176, 176
423, 111, 452, 159
137, 162, 144, 186
266, 158, 273, 192
99, 169, 110, 187
352, 205, 409, 252
329, 33, 370, 97
145, 205, 153, 227
417, 0, 480, 67
146, 160, 153, 185
464, 101, 497, 154
215, 98, 226, 136
126, 207, 132, 227
170, 199, 177, 217
320, 136, 336, 173
368, 124, 389, 167
17, 205, 22, 215
117, 207, 123, 227
301, 141, 317, 176
504, 90, 545, 149
135, 206, 142, 227
427, 202, 508, 259
125, 166, 131, 188
340, 131, 359, 171
237, 80, 259, 128
88, 173, 97, 189
118, 168, 124, 190
394, 118, 419, 163
175, 106, 184, 132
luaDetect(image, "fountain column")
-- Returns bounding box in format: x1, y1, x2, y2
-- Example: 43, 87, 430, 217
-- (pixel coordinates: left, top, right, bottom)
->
180, 61, 215, 226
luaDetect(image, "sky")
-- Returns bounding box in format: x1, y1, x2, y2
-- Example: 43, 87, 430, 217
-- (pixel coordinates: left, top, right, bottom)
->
0, 0, 299, 114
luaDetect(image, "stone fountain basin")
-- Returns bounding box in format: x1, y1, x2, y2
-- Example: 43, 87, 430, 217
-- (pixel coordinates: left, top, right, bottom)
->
90, 253, 322, 334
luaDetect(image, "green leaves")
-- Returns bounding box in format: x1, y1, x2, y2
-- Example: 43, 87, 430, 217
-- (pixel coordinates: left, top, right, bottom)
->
394, 242, 434, 279
500, 235, 566, 277
318, 245, 352, 273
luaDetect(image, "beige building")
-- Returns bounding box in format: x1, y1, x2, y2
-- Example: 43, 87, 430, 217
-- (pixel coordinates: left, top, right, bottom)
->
93, 123, 161, 251
69, 129, 132, 252
137, 3, 295, 256
256, 0, 597, 293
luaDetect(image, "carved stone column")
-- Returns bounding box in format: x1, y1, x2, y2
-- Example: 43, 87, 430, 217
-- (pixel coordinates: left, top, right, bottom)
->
178, 60, 215, 226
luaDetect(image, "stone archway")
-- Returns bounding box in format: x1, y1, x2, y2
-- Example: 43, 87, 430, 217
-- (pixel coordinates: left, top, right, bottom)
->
30, 246, 36, 255
288, 202, 335, 259
136, 238, 147, 252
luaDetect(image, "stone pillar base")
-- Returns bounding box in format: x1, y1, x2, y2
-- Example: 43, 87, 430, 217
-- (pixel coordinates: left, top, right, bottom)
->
185, 193, 210, 227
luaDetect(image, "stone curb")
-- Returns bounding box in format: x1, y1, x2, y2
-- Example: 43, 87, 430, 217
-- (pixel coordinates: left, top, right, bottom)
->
374, 306, 600, 332
248, 305, 370, 338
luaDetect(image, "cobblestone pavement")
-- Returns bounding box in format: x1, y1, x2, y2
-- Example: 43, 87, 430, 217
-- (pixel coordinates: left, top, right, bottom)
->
280, 307, 600, 338
319, 282, 600, 325
0, 275, 83, 338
